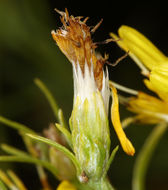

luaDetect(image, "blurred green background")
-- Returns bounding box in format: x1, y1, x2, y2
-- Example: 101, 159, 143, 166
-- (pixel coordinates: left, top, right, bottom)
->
0, 0, 168, 189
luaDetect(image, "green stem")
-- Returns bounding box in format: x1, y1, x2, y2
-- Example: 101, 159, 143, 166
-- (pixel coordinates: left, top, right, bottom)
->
88, 178, 115, 190
132, 122, 167, 190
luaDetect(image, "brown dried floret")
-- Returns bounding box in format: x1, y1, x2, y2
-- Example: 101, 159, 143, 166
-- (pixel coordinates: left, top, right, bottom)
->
51, 8, 106, 90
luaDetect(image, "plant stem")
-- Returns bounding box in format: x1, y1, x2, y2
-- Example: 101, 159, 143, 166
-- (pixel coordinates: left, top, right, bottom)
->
132, 123, 167, 190
88, 178, 115, 190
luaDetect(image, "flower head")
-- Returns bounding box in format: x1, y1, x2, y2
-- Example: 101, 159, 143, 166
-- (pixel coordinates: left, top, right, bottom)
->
52, 10, 135, 181
110, 25, 167, 71
111, 25, 168, 124
52, 8, 112, 180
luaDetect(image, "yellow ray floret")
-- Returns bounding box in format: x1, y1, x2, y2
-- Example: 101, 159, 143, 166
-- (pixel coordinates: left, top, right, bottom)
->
110, 25, 167, 70
110, 84, 135, 156
145, 61, 168, 101
111, 25, 168, 101
127, 92, 168, 124
57, 180, 77, 190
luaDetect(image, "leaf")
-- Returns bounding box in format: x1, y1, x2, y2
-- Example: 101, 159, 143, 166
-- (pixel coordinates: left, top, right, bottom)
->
0, 169, 17, 190
1, 144, 29, 157
7, 170, 27, 190
0, 156, 59, 178
26, 133, 81, 175
34, 78, 68, 129
58, 109, 68, 129
55, 123, 72, 148
0, 116, 35, 134
102, 146, 119, 179
34, 78, 58, 119
0, 179, 8, 190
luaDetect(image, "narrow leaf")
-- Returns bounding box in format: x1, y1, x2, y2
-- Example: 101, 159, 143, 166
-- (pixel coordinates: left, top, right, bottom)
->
58, 109, 68, 129
26, 133, 81, 175
0, 116, 35, 134
0, 179, 8, 190
34, 78, 68, 128
55, 123, 72, 148
0, 170, 17, 190
102, 146, 119, 179
7, 170, 27, 190
1, 144, 29, 157
34, 78, 59, 120
0, 156, 59, 178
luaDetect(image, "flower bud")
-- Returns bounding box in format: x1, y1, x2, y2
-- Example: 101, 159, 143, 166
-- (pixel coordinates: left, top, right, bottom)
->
70, 63, 111, 180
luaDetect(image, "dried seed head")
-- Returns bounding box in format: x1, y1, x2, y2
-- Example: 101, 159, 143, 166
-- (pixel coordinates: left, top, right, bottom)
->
51, 8, 105, 90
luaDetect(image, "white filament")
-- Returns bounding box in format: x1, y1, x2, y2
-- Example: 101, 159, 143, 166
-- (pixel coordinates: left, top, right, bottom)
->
72, 60, 110, 114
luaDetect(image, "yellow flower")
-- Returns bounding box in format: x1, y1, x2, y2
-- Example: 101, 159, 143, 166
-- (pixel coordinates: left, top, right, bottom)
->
110, 25, 168, 124
110, 25, 167, 71
57, 180, 77, 190
127, 92, 168, 124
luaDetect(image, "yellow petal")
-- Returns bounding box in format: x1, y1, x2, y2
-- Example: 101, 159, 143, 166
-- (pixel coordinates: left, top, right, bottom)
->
110, 32, 129, 52
57, 180, 77, 190
110, 84, 135, 156
118, 26, 167, 69
111, 25, 167, 70
128, 92, 168, 114
150, 61, 168, 96
144, 77, 168, 102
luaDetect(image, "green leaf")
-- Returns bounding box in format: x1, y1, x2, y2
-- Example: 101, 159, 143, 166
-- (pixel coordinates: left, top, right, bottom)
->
0, 116, 35, 134
0, 179, 8, 190
0, 144, 59, 179
102, 146, 119, 179
26, 133, 81, 175
1, 144, 30, 157
34, 78, 68, 128
132, 122, 167, 190
34, 78, 58, 119
58, 109, 69, 129
7, 170, 27, 190
55, 123, 72, 148
0, 156, 59, 178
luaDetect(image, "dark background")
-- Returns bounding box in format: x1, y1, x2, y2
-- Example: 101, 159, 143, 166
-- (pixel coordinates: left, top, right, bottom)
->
0, 0, 168, 189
